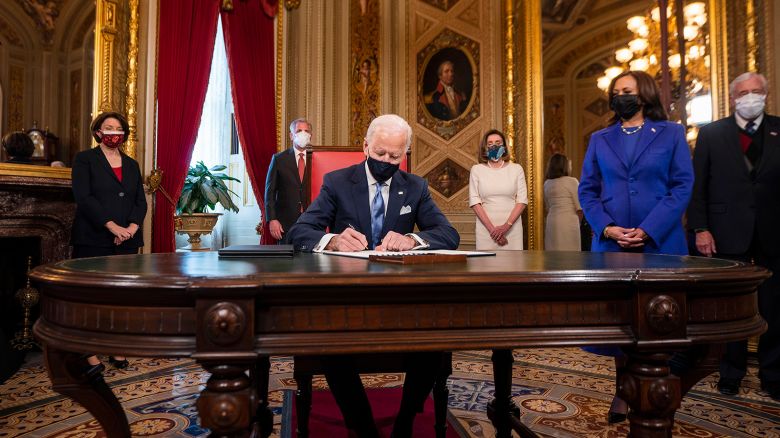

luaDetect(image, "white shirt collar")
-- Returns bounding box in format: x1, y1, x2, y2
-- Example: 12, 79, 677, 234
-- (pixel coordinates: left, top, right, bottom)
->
735, 112, 764, 131
364, 161, 392, 187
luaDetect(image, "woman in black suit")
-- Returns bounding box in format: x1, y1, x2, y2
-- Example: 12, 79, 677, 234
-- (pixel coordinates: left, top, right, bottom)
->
71, 111, 147, 370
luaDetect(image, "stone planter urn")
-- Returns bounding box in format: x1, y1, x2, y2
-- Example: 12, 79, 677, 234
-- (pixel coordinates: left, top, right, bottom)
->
174, 212, 222, 251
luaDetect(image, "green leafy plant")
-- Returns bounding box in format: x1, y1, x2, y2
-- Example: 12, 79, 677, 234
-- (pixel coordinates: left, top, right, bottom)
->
177, 161, 241, 214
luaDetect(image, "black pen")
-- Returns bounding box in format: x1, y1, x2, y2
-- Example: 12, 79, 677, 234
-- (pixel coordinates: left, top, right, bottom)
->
347, 223, 369, 250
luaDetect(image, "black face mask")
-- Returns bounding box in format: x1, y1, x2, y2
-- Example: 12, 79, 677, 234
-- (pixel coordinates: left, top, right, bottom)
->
612, 94, 642, 120
366, 155, 400, 183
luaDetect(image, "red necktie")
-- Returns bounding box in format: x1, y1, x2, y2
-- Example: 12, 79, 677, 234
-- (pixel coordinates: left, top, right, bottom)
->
297, 153, 305, 181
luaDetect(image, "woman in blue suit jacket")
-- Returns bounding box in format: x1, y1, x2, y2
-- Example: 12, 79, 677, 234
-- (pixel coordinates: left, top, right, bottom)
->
580, 71, 693, 254
578, 70, 693, 422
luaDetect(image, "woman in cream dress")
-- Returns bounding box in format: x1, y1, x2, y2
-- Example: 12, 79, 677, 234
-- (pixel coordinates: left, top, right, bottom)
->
469, 129, 528, 250
544, 153, 582, 250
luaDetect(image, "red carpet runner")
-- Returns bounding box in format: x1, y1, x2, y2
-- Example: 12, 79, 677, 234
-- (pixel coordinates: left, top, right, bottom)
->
289, 387, 461, 437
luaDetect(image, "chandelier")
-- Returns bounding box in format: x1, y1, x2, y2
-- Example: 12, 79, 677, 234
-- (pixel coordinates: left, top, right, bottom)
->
596, 1, 711, 134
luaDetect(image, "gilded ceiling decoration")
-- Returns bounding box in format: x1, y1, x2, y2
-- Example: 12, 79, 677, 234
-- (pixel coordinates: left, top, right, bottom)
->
15, 0, 64, 45
0, 16, 24, 46
542, 0, 580, 24
545, 23, 626, 78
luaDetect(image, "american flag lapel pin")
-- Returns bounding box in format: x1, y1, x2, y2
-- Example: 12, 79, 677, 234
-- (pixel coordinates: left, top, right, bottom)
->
651, 127, 656, 133
770, 131, 778, 136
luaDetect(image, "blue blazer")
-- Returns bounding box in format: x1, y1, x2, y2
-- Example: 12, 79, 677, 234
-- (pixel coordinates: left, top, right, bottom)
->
288, 162, 460, 251
578, 119, 693, 255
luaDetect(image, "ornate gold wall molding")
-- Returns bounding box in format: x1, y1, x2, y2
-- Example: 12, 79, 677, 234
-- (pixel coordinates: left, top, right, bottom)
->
125, 0, 139, 159
349, 0, 380, 148
508, 0, 543, 250
93, 0, 118, 115
93, 0, 139, 159
8, 65, 24, 132
276, 5, 285, 151
709, 0, 729, 121
502, 0, 515, 162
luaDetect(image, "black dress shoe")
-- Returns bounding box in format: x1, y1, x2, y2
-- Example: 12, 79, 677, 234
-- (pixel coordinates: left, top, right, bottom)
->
108, 356, 129, 369
607, 411, 627, 424
83, 362, 106, 381
760, 381, 780, 401
717, 378, 741, 396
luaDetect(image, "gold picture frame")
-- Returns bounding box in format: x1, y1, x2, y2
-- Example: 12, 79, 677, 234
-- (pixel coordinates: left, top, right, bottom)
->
0, 0, 138, 179
416, 29, 481, 141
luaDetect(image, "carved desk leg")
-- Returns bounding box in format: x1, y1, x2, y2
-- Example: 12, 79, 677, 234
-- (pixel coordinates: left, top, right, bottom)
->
195, 299, 260, 437
253, 356, 274, 438
487, 349, 515, 438
43, 345, 130, 438
197, 362, 257, 438
292, 361, 312, 438
620, 352, 681, 438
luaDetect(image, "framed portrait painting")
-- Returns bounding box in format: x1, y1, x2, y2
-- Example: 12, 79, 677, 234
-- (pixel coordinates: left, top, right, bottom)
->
417, 29, 480, 140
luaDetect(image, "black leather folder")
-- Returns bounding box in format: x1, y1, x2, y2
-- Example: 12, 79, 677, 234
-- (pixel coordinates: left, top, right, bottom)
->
217, 244, 294, 258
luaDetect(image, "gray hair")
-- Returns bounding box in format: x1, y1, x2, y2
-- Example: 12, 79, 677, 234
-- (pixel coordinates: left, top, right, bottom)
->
365, 114, 413, 151
730, 72, 768, 96
288, 118, 312, 134
437, 60, 455, 78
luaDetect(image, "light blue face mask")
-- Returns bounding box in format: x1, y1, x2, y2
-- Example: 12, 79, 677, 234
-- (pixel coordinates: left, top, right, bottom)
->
487, 145, 506, 161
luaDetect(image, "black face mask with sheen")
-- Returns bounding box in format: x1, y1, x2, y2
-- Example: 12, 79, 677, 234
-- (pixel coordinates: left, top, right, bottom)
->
612, 94, 642, 120
366, 155, 400, 183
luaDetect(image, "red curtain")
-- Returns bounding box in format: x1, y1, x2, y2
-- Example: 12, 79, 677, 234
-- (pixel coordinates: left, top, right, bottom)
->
153, 0, 219, 253
222, 2, 277, 244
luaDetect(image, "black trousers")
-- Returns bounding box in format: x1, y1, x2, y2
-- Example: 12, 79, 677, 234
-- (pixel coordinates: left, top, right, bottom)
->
321, 352, 442, 438
717, 237, 780, 385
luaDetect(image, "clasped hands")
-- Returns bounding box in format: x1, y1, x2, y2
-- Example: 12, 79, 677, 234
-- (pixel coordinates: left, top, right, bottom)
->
326, 227, 416, 252
106, 221, 138, 246
604, 225, 647, 248
489, 223, 512, 246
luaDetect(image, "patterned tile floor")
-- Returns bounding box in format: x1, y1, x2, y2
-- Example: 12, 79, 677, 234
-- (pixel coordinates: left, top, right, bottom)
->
1, 348, 778, 437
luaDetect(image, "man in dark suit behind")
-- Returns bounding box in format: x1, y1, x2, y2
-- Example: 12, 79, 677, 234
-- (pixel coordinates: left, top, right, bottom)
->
688, 72, 780, 401
264, 118, 312, 243
288, 114, 459, 437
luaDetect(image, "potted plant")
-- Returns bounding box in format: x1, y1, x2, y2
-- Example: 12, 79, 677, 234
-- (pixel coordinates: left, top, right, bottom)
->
174, 161, 241, 251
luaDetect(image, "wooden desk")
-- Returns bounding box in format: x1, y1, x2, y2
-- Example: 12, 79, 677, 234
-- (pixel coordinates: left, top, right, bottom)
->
31, 251, 768, 438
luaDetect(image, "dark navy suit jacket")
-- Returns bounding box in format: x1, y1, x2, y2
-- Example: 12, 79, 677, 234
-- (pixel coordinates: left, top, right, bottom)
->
264, 147, 309, 242
578, 119, 693, 255
288, 162, 459, 251
687, 114, 780, 256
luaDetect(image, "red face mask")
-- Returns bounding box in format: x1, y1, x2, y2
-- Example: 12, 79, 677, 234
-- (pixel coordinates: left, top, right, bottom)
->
99, 130, 125, 148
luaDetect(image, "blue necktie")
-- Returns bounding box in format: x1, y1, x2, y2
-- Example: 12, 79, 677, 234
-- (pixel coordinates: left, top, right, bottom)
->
371, 182, 384, 249
746, 121, 757, 135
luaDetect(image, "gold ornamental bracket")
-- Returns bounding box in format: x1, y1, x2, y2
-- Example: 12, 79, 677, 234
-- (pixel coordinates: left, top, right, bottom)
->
145, 168, 177, 207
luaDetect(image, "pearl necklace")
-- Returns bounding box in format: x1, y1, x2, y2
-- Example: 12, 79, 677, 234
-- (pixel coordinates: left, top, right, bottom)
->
620, 121, 645, 135
487, 160, 504, 169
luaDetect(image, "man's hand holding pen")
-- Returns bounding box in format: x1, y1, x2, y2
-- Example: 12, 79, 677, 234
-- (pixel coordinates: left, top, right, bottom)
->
326, 225, 369, 252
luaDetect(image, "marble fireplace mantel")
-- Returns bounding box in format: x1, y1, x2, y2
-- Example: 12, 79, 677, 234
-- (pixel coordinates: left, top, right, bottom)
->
0, 164, 74, 263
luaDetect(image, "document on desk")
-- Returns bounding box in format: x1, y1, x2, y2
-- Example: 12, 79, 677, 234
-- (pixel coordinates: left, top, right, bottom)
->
321, 249, 496, 259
